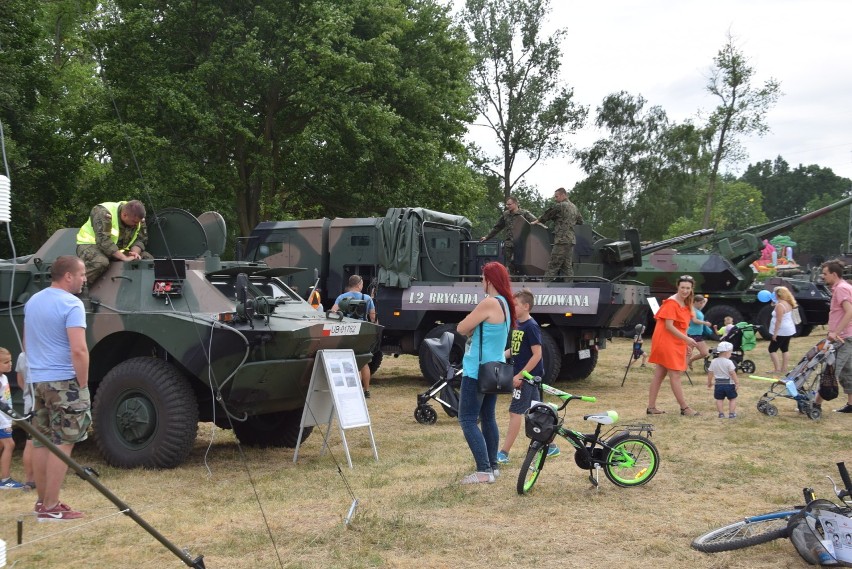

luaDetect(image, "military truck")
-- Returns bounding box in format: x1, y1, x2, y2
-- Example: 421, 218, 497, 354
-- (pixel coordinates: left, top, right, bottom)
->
0, 209, 381, 469
629, 196, 852, 338
242, 208, 649, 383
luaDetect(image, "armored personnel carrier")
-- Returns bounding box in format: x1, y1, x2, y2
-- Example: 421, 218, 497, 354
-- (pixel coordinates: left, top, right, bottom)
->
630, 196, 852, 337
0, 209, 381, 468
243, 208, 649, 383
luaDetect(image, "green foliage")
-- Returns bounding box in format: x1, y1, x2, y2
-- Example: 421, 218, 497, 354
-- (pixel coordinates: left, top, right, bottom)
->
93, 0, 479, 235
790, 194, 852, 257
701, 33, 782, 228
664, 180, 768, 239
573, 92, 711, 239
460, 0, 587, 199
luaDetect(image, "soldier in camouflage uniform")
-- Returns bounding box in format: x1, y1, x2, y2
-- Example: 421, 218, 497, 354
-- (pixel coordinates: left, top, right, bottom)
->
76, 200, 152, 284
535, 187, 583, 281
480, 196, 537, 275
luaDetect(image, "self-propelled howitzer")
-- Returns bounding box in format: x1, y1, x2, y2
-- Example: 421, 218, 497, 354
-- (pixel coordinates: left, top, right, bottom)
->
630, 195, 852, 335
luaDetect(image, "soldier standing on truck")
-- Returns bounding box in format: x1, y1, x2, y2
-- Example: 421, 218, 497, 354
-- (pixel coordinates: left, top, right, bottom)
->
76, 200, 152, 284
534, 187, 583, 281
480, 196, 537, 275
331, 275, 377, 398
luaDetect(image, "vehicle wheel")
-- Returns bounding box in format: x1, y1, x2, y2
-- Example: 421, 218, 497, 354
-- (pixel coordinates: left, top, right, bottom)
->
704, 305, 745, 331
691, 510, 795, 552
764, 404, 778, 417
368, 349, 383, 375
539, 331, 562, 384
797, 324, 814, 337
807, 406, 822, 421
517, 443, 547, 495
756, 304, 775, 340
232, 409, 312, 448
757, 400, 768, 414
603, 434, 659, 487
418, 323, 466, 384
93, 357, 198, 469
740, 360, 756, 374
558, 349, 598, 381
439, 378, 460, 418
414, 405, 438, 425
703, 357, 711, 372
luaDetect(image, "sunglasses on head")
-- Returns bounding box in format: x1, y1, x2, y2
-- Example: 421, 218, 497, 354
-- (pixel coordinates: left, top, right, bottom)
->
678, 275, 695, 282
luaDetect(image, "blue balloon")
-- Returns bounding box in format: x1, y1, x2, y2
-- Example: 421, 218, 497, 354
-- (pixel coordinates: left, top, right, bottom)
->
757, 289, 772, 303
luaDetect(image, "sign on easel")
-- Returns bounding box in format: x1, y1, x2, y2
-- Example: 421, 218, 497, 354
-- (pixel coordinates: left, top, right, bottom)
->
293, 349, 378, 468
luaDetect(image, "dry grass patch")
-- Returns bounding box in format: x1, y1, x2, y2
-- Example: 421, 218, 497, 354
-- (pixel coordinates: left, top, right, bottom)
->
0, 333, 847, 568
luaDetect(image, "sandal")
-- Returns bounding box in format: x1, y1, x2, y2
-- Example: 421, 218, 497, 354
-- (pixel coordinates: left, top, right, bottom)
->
460, 471, 495, 485
680, 407, 700, 417
646, 407, 666, 415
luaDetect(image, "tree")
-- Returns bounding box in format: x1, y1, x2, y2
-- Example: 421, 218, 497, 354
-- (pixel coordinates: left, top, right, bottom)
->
573, 92, 711, 239
741, 157, 850, 220
94, 0, 480, 236
665, 179, 768, 239
791, 193, 852, 257
701, 33, 781, 228
460, 0, 587, 200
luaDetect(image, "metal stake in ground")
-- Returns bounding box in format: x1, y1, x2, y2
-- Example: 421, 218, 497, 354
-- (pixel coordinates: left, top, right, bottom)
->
0, 400, 205, 569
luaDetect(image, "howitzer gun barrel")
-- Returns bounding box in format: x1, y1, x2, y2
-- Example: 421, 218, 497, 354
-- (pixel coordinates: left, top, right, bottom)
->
749, 194, 852, 240
641, 228, 715, 255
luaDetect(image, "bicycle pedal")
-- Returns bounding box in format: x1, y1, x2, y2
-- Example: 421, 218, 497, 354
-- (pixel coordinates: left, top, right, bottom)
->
588, 471, 599, 487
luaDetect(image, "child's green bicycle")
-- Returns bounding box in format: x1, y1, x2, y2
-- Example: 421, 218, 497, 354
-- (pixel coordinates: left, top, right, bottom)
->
517, 371, 660, 494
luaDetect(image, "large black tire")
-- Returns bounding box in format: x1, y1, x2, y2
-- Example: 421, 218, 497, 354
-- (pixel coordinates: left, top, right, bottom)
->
691, 510, 796, 553
558, 349, 599, 381
539, 331, 562, 384
368, 349, 383, 375
418, 323, 466, 384
704, 304, 745, 331
93, 357, 198, 469
232, 409, 312, 448
797, 324, 815, 337
755, 304, 774, 340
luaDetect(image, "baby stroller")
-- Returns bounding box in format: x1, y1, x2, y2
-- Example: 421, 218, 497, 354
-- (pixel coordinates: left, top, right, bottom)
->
756, 338, 838, 421
414, 332, 461, 424
704, 322, 760, 374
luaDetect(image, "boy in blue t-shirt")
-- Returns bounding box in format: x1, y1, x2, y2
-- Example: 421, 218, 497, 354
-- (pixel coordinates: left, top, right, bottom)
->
496, 290, 559, 464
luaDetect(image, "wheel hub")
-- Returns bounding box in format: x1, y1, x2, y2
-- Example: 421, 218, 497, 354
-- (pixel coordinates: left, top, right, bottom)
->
115, 395, 157, 445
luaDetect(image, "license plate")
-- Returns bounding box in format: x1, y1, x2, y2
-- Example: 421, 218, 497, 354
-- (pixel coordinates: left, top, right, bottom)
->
578, 349, 591, 360
322, 323, 361, 336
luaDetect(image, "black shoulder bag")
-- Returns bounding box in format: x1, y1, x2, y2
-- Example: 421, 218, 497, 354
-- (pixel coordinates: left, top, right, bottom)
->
477, 296, 514, 395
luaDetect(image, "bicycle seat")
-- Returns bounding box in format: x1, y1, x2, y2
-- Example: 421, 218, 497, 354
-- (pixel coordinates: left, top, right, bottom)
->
583, 412, 616, 425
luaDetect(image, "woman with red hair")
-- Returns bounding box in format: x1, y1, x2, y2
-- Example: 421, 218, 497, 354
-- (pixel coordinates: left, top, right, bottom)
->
456, 262, 516, 484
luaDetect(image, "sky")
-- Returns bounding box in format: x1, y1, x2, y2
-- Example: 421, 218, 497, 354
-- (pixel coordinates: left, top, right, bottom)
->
457, 0, 852, 195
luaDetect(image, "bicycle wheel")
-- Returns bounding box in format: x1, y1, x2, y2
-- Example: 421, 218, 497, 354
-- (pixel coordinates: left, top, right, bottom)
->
516, 443, 547, 495
603, 434, 659, 487
691, 510, 797, 552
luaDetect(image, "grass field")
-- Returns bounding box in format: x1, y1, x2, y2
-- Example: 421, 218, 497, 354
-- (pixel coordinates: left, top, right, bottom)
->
1, 333, 848, 568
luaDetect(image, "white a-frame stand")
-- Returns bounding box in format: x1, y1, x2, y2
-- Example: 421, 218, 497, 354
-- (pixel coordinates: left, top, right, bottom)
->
293, 349, 378, 468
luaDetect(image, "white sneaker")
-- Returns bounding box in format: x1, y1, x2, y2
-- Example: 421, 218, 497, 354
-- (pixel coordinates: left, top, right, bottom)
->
460, 471, 495, 485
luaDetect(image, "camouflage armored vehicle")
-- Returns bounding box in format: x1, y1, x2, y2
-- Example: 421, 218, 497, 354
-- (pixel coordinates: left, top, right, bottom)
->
0, 209, 381, 468
242, 208, 649, 383
629, 196, 852, 337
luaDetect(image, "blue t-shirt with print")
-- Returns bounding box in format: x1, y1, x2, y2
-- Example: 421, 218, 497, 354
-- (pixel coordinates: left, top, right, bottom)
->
511, 317, 545, 377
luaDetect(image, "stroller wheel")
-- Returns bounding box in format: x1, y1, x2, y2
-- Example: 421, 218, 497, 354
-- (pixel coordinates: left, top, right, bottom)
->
807, 406, 822, 421
703, 357, 711, 372
763, 403, 778, 417
740, 360, 756, 374
414, 405, 438, 425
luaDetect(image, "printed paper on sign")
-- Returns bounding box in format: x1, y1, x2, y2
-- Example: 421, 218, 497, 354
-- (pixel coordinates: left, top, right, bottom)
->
578, 349, 591, 360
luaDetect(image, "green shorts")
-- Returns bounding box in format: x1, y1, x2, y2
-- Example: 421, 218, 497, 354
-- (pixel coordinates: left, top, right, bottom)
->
32, 380, 91, 446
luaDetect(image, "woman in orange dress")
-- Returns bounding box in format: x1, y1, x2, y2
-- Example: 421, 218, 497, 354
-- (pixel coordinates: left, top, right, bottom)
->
647, 275, 700, 416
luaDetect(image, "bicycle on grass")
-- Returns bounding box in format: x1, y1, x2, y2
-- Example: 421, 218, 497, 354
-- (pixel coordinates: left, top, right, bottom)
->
516, 371, 660, 495
691, 461, 852, 555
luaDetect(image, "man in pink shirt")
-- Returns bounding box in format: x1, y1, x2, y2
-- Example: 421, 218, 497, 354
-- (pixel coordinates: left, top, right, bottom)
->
817, 260, 852, 413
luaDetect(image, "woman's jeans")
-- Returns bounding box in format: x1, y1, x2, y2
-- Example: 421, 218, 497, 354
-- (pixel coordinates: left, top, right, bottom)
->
458, 375, 499, 472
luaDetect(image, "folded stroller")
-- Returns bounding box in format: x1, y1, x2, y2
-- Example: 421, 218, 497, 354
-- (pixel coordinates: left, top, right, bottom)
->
414, 332, 461, 424
704, 322, 760, 374
756, 338, 838, 421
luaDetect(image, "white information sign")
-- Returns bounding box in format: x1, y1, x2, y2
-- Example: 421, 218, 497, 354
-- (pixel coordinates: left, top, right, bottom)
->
293, 349, 378, 468
647, 296, 660, 315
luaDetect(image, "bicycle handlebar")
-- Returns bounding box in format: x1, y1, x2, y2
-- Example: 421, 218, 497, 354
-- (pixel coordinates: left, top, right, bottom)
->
521, 370, 597, 403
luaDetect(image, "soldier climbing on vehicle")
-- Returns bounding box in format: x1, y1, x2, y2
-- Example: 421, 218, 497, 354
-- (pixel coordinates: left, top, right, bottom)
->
76, 200, 153, 284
